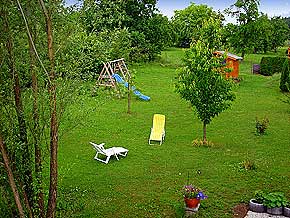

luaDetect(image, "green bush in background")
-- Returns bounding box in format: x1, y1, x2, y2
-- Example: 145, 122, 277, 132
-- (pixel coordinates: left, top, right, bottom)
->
279, 59, 290, 92
260, 56, 287, 76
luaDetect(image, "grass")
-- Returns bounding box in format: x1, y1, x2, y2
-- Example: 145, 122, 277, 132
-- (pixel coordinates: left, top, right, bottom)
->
54, 47, 290, 217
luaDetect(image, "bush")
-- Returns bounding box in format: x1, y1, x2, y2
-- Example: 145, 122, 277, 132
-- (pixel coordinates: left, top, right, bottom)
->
254, 190, 266, 204
260, 57, 287, 76
279, 59, 290, 92
263, 192, 288, 208
255, 117, 269, 135
239, 159, 256, 171
57, 28, 131, 81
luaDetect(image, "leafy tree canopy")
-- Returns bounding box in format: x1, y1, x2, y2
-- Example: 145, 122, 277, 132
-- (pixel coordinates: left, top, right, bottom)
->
225, 0, 260, 57
81, 0, 170, 61
171, 3, 223, 48
175, 19, 235, 143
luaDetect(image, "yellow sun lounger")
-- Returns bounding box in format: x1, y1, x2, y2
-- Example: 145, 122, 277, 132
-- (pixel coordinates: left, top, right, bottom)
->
149, 114, 165, 145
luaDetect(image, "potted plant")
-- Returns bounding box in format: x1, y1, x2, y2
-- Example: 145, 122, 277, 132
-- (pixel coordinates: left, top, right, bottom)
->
263, 192, 287, 215
183, 184, 207, 210
249, 190, 266, 213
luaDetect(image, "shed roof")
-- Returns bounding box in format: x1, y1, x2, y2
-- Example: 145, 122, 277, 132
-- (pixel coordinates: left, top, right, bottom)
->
215, 51, 243, 61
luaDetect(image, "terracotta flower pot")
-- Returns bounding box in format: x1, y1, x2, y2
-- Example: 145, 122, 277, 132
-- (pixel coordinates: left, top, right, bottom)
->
184, 197, 200, 208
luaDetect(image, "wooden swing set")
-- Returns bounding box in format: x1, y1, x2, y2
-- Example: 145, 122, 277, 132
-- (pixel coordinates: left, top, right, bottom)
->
96, 58, 130, 89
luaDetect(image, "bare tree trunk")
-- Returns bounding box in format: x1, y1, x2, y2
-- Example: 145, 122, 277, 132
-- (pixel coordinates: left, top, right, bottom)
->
127, 78, 131, 114
25, 0, 45, 215
46, 86, 58, 218
31, 46, 45, 218
203, 121, 207, 145
3, 5, 34, 212
0, 133, 25, 218
38, 1, 58, 217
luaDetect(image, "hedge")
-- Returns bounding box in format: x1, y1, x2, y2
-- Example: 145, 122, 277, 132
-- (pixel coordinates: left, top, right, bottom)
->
279, 59, 290, 92
260, 57, 287, 76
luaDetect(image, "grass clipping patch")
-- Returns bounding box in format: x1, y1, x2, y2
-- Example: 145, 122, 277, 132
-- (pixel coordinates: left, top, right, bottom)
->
192, 139, 215, 147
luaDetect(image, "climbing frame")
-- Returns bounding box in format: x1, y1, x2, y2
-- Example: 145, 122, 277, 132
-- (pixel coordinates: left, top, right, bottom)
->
96, 58, 130, 89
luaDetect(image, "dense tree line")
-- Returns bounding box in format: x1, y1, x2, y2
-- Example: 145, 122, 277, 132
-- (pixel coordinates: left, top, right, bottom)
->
172, 0, 289, 56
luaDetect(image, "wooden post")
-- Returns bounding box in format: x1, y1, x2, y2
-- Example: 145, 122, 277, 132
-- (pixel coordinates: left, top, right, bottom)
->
127, 75, 131, 114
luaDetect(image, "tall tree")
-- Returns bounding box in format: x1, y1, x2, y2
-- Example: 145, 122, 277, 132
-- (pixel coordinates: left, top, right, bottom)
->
225, 0, 260, 58
270, 16, 289, 52
81, 0, 168, 61
23, 0, 45, 215
171, 3, 223, 48
0, 133, 25, 218
253, 13, 273, 53
38, 0, 59, 217
175, 19, 235, 144
1, 2, 34, 212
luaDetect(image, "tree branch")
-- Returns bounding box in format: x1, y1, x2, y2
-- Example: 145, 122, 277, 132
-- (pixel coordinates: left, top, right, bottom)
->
15, 0, 51, 84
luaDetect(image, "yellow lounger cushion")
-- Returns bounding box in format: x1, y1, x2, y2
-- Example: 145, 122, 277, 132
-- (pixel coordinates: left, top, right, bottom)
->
149, 114, 165, 145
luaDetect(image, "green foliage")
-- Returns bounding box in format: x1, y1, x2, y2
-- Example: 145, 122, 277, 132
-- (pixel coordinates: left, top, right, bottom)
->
279, 59, 290, 92
263, 192, 288, 208
58, 28, 131, 80
176, 38, 235, 131
225, 0, 260, 57
171, 3, 222, 48
254, 190, 266, 204
221, 23, 238, 49
255, 117, 269, 134
283, 17, 290, 38
260, 56, 287, 76
131, 13, 173, 61
251, 15, 289, 54
225, 2, 289, 55
239, 159, 256, 171
270, 17, 289, 51
228, 0, 260, 24
253, 14, 273, 53
82, 0, 128, 32
81, 0, 170, 62
175, 19, 235, 142
57, 186, 86, 216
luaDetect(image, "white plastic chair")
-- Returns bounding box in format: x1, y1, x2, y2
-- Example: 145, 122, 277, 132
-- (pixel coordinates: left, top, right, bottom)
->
89, 142, 128, 164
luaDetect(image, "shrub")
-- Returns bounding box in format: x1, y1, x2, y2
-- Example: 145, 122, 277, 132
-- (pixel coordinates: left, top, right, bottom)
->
260, 57, 287, 76
57, 29, 131, 81
239, 159, 256, 171
254, 190, 266, 204
263, 192, 288, 208
255, 117, 269, 134
192, 139, 214, 147
279, 59, 290, 92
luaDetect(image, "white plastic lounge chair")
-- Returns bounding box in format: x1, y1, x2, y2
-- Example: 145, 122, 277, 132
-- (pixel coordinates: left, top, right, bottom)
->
149, 114, 165, 145
89, 142, 128, 164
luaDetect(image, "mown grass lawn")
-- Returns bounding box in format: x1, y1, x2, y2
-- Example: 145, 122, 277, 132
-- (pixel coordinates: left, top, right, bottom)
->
54, 47, 290, 217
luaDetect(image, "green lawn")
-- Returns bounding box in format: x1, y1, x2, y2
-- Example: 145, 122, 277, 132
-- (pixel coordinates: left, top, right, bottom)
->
55, 48, 290, 217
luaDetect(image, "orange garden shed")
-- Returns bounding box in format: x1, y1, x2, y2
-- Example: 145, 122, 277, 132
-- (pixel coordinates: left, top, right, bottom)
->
214, 51, 243, 78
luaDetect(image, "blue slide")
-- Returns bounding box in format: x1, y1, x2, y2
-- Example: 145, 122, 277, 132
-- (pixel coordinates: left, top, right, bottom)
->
113, 74, 150, 101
